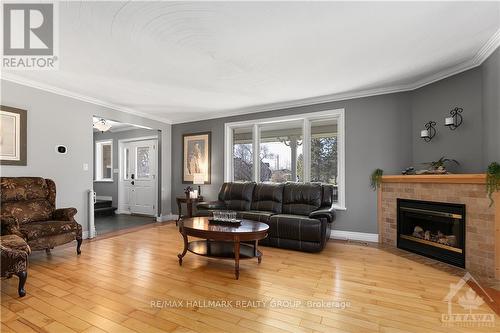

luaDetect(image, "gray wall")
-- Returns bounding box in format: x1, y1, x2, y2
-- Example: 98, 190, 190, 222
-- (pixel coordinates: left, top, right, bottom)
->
482, 47, 500, 166
411, 68, 483, 173
93, 128, 159, 208
172, 93, 413, 234
0, 80, 173, 236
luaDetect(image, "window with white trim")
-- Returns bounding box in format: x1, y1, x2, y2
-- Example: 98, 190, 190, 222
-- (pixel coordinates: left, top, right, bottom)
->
225, 109, 345, 209
95, 140, 113, 181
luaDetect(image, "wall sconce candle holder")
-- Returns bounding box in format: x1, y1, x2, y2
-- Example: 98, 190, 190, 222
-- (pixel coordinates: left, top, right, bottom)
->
420, 121, 436, 142
444, 107, 463, 130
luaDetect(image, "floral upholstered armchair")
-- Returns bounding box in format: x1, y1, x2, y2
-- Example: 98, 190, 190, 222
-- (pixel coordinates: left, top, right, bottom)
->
0, 177, 82, 254
1, 234, 30, 297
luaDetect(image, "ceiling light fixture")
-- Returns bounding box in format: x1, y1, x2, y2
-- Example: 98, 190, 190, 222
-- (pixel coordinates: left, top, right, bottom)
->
93, 118, 112, 132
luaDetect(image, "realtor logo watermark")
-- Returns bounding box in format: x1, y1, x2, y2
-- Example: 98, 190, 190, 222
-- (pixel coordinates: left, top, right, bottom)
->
441, 272, 495, 328
151, 298, 351, 310
2, 2, 58, 69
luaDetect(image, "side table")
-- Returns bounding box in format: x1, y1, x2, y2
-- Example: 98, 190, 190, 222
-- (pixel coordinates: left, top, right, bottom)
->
176, 195, 204, 224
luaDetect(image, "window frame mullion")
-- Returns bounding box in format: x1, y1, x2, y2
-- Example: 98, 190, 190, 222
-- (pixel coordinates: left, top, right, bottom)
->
302, 119, 311, 183
252, 124, 260, 182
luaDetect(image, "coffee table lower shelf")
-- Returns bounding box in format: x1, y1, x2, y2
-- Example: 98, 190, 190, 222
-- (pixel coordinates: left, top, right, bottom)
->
188, 240, 262, 259
178, 240, 262, 279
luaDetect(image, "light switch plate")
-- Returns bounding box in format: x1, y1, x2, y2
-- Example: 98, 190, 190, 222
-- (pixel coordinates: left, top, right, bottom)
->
83, 163, 89, 171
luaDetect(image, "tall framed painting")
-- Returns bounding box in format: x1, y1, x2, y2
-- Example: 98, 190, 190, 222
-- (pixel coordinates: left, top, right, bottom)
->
182, 132, 211, 184
0, 105, 27, 165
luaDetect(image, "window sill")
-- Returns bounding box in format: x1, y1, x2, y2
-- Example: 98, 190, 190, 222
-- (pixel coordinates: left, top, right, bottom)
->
94, 180, 114, 183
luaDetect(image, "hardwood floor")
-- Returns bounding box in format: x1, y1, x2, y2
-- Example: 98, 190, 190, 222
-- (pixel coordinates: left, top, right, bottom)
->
1, 222, 498, 333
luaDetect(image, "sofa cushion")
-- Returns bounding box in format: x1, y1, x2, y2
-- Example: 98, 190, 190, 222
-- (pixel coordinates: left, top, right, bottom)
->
2, 199, 54, 224
237, 210, 274, 223
1, 177, 51, 202
250, 183, 284, 213
19, 220, 80, 241
268, 214, 325, 242
282, 183, 322, 216
218, 182, 256, 211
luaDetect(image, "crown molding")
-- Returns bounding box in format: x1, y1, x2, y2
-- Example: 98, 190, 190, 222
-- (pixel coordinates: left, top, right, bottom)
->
1, 73, 173, 125
410, 27, 500, 90
472, 28, 500, 66
173, 84, 414, 124
2, 28, 499, 125
410, 58, 478, 91
107, 126, 147, 133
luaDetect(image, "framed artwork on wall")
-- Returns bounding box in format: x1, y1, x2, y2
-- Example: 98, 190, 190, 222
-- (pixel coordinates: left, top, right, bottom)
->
182, 132, 211, 184
0, 105, 27, 165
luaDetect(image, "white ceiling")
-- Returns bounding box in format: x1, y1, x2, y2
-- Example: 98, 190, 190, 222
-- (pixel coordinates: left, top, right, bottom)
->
3, 2, 500, 124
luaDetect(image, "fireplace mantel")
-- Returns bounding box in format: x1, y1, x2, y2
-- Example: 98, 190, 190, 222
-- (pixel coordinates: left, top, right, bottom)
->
377, 174, 500, 279
381, 174, 486, 184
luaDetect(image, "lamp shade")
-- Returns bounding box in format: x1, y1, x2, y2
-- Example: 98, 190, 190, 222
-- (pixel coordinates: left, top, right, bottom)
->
193, 173, 205, 185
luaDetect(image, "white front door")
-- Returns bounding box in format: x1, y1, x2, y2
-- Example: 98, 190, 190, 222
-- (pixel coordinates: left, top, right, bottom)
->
119, 139, 157, 216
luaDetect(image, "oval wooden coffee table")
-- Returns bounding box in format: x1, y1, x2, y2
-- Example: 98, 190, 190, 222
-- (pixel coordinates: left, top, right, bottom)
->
177, 217, 269, 279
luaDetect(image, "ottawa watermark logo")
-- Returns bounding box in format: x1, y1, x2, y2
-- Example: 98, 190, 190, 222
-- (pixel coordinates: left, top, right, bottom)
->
441, 272, 495, 328
2, 2, 58, 70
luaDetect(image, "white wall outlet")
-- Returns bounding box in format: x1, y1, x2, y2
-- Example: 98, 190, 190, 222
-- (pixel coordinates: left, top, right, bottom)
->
83, 163, 89, 171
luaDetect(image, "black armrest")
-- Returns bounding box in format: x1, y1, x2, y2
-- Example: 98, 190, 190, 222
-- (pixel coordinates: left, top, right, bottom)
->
309, 205, 336, 223
196, 201, 227, 210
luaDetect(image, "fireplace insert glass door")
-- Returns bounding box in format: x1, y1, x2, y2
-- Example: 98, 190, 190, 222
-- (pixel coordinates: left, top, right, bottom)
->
397, 199, 465, 268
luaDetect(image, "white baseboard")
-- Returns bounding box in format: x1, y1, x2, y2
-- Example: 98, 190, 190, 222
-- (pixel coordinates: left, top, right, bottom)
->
82, 228, 94, 239
82, 226, 97, 239
96, 195, 112, 201
156, 214, 178, 222
89, 226, 97, 239
330, 230, 379, 243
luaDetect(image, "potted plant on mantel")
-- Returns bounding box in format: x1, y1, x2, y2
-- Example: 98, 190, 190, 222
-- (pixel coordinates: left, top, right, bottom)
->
417, 156, 459, 174
487, 162, 500, 207
370, 169, 383, 191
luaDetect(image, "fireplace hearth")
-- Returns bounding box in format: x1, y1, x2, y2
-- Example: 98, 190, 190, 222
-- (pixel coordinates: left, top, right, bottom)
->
397, 199, 465, 268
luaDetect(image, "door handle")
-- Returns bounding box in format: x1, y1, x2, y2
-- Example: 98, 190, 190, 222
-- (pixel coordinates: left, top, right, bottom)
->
131, 174, 135, 179
131, 181, 135, 185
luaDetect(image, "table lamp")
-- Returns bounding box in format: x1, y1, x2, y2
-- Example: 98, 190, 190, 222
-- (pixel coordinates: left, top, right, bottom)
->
193, 173, 205, 196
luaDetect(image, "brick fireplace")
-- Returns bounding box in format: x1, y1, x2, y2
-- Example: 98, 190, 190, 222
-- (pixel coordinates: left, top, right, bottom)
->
377, 174, 500, 279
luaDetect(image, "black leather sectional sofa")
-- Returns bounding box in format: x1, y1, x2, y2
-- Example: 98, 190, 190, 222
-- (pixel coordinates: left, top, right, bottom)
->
197, 182, 336, 252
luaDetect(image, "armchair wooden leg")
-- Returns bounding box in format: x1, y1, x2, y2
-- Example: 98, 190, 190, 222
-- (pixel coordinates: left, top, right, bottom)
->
16, 271, 27, 297
76, 238, 82, 255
